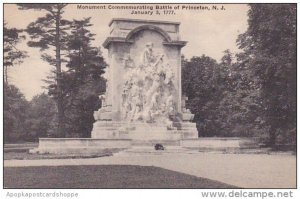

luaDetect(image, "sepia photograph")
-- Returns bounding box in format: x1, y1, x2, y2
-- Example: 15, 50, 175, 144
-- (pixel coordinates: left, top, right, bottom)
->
2, 2, 297, 193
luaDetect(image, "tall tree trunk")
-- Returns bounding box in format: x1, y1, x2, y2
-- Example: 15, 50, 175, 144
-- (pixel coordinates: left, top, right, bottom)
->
55, 7, 65, 137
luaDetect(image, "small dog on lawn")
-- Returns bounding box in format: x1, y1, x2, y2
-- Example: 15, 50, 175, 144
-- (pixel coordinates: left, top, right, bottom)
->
154, 143, 165, 150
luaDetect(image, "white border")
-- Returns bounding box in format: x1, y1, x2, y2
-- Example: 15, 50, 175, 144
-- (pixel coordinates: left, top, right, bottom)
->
1, 1, 298, 199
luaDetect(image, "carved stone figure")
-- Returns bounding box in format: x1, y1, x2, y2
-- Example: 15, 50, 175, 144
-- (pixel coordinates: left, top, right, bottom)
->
122, 43, 176, 123
141, 42, 156, 65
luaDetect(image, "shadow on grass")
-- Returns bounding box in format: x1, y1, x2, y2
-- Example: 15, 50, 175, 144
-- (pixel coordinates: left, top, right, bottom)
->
4, 165, 238, 188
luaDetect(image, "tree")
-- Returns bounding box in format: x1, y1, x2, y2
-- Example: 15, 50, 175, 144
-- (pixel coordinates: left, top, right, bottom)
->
4, 83, 29, 143
4, 23, 27, 84
59, 18, 106, 137
218, 50, 264, 137
25, 93, 58, 140
182, 51, 264, 138
182, 55, 221, 136
237, 4, 296, 146
17, 4, 70, 137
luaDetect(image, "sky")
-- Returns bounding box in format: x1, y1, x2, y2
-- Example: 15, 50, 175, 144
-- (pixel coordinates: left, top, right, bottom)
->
4, 4, 249, 100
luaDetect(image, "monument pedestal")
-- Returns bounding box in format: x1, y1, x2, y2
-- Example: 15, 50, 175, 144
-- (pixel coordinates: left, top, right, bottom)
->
92, 121, 198, 140
30, 136, 259, 155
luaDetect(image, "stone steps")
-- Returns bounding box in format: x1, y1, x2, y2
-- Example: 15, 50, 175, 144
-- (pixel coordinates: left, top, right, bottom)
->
113, 146, 199, 156
131, 139, 180, 146
114, 146, 273, 156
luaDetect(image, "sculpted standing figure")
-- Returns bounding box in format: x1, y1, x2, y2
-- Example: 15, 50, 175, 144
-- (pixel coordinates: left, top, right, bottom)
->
141, 42, 156, 65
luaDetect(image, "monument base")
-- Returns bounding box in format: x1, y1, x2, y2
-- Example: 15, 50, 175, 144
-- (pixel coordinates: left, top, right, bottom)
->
30, 137, 260, 155
30, 120, 201, 154
29, 138, 131, 154
91, 121, 198, 140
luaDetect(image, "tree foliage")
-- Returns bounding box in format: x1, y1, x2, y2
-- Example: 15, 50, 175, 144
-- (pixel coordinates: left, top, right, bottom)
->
237, 4, 296, 145
8, 6, 107, 140
25, 93, 58, 140
182, 4, 296, 147
50, 18, 107, 137
3, 23, 27, 84
182, 55, 221, 136
4, 87, 59, 143
4, 83, 29, 142
17, 4, 70, 137
182, 52, 262, 137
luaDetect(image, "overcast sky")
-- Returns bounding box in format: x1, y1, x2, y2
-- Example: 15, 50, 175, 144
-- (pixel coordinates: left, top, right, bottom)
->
4, 4, 249, 100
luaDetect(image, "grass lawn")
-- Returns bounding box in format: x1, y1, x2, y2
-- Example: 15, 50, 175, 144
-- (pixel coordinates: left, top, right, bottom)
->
4, 165, 237, 188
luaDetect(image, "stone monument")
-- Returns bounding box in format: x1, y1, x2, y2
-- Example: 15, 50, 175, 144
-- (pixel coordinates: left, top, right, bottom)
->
31, 18, 201, 154
30, 19, 258, 154
92, 18, 198, 141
